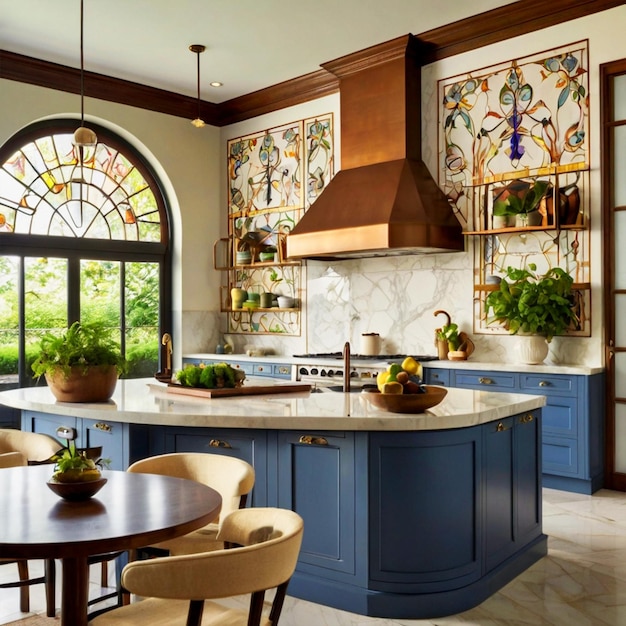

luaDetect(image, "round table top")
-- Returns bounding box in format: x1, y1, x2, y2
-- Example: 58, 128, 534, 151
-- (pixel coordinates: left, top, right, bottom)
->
0, 464, 222, 560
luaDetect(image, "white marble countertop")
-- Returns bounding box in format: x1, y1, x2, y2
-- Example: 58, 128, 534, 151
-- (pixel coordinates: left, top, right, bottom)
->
0, 377, 545, 432
184, 353, 603, 376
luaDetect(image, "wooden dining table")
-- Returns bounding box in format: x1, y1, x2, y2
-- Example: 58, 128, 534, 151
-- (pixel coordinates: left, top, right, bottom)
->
0, 464, 222, 626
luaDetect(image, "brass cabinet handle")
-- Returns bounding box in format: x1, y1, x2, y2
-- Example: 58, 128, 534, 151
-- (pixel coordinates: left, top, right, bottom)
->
209, 439, 232, 449
278, 366, 290, 375
299, 435, 328, 446
520, 414, 535, 424
538, 381, 550, 387
496, 422, 510, 432
257, 365, 265, 372
94, 422, 111, 432
479, 377, 495, 385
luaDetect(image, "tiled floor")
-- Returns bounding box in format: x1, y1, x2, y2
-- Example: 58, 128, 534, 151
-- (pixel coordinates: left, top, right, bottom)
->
2, 487, 626, 625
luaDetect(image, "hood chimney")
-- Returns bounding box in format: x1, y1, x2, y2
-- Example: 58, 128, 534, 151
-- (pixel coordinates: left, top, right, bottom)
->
287, 34, 464, 260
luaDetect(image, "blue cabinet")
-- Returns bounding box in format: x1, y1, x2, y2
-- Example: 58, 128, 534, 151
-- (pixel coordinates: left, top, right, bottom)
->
276, 430, 366, 587
162, 426, 269, 507
20, 411, 132, 471
424, 366, 604, 494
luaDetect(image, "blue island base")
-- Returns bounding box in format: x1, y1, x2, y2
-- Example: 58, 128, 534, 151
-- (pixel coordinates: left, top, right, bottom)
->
288, 534, 548, 619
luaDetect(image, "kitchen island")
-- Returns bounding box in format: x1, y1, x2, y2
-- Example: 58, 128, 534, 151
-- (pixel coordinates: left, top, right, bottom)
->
0, 379, 547, 619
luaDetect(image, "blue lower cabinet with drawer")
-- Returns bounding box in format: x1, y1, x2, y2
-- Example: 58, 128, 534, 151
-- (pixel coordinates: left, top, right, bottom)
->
423, 366, 605, 494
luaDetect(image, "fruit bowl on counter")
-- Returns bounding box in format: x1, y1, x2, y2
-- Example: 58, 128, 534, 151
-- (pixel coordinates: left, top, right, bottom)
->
362, 385, 447, 414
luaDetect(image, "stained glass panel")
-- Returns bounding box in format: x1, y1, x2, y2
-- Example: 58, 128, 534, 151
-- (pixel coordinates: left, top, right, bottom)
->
0, 132, 161, 241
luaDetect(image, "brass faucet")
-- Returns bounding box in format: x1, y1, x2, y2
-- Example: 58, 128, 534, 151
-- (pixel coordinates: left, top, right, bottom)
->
343, 341, 351, 392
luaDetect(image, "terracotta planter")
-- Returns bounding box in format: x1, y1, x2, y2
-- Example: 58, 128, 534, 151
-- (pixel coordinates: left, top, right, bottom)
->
45, 365, 119, 403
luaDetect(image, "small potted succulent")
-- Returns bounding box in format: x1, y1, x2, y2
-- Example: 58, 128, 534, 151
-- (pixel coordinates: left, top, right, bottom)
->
46, 437, 110, 500
31, 321, 127, 402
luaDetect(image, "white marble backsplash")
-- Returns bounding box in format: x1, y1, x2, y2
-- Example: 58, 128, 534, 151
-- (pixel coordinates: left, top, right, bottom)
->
187, 252, 599, 367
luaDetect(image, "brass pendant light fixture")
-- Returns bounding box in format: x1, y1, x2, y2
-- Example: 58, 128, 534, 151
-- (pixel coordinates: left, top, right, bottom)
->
73, 0, 97, 148
189, 44, 206, 128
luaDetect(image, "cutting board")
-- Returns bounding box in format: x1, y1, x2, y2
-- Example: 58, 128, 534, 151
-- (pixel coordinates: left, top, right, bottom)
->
159, 381, 312, 398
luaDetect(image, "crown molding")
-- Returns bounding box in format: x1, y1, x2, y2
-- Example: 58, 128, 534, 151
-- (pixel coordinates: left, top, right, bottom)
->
1, 0, 623, 127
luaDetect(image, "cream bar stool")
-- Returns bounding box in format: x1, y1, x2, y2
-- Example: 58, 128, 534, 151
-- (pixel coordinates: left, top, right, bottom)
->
127, 452, 255, 557
89, 507, 304, 626
0, 438, 58, 617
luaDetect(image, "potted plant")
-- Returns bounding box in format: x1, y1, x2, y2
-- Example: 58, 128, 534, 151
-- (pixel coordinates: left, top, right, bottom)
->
32, 321, 127, 402
492, 179, 550, 227
484, 263, 577, 363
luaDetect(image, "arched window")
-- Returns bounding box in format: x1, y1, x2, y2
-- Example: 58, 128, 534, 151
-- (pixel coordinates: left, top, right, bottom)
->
0, 119, 172, 400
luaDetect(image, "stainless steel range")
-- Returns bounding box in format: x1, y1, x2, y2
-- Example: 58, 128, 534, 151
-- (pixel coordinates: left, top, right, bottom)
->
292, 352, 438, 390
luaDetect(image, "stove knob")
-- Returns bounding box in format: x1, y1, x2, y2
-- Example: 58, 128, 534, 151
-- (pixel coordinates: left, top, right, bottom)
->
350, 371, 358, 378
327, 369, 334, 377
311, 368, 319, 375
299, 367, 309, 376
320, 370, 327, 377
336, 369, 343, 377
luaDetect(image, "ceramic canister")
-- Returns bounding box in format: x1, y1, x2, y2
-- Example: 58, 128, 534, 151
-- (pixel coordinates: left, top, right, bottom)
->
360, 333, 381, 356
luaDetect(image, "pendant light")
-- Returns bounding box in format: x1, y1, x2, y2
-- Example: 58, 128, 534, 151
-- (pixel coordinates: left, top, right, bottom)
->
189, 44, 206, 128
73, 0, 97, 148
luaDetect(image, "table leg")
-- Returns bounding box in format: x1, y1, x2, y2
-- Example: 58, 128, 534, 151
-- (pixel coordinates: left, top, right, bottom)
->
61, 556, 90, 626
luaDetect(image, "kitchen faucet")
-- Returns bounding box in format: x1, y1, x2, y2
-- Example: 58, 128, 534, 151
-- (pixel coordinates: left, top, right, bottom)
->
343, 341, 351, 392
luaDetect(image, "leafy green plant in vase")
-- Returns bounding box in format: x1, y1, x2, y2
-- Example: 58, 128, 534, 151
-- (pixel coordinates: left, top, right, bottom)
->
32, 321, 127, 402
46, 436, 111, 500
484, 263, 577, 363
492, 179, 550, 228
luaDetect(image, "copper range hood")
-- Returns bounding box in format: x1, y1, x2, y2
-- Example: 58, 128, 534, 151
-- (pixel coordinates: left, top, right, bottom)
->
286, 34, 465, 260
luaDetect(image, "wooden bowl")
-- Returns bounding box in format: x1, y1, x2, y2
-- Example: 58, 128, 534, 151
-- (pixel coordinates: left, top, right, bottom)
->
362, 385, 448, 414
47, 476, 107, 501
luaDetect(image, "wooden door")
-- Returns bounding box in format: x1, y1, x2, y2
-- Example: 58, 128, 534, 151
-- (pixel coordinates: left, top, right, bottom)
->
602, 59, 626, 490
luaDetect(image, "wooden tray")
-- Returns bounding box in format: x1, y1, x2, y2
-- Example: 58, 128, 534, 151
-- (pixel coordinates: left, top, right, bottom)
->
160, 381, 312, 398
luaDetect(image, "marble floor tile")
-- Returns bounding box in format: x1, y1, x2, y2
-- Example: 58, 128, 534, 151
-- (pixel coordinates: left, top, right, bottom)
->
2, 488, 626, 625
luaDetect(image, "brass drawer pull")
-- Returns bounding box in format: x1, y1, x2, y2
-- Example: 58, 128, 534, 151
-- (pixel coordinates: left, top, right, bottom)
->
479, 377, 495, 385
538, 381, 550, 387
520, 414, 535, 424
94, 422, 112, 432
209, 439, 232, 449
278, 366, 290, 375
299, 435, 328, 446
496, 422, 510, 432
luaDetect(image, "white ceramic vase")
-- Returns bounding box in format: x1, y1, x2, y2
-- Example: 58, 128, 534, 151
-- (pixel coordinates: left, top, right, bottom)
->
515, 334, 549, 365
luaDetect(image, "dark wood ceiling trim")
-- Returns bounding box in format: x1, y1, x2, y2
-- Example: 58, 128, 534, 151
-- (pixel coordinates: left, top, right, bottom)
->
0, 50, 221, 126
417, 0, 626, 62
217, 70, 338, 126
1, 0, 623, 126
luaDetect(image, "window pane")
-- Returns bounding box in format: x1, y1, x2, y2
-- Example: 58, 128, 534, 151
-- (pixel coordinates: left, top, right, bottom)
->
125, 262, 160, 378
613, 75, 626, 121
24, 256, 68, 384
0, 256, 19, 390
80, 259, 121, 329
614, 126, 626, 207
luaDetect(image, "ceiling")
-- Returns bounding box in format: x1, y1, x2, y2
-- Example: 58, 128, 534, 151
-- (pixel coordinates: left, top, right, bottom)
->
0, 0, 517, 104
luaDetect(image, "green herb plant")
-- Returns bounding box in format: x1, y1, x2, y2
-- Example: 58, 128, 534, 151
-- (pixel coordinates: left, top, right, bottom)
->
493, 180, 550, 219
484, 263, 577, 342
435, 322, 460, 351
32, 321, 127, 380
176, 362, 245, 389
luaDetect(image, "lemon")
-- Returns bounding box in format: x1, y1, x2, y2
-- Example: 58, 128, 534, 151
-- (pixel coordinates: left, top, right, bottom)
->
377, 371, 390, 392
401, 356, 419, 375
